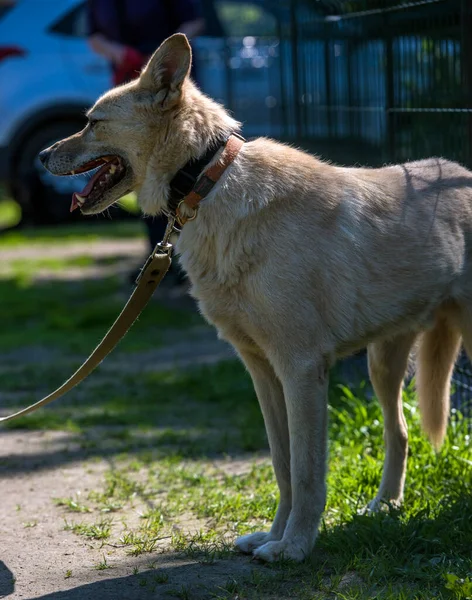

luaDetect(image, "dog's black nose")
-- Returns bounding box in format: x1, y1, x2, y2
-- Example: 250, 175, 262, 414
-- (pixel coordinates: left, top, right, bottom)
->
38, 148, 50, 166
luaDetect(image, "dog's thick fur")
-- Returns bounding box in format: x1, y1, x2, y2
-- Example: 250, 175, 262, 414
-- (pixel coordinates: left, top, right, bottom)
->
41, 34, 471, 562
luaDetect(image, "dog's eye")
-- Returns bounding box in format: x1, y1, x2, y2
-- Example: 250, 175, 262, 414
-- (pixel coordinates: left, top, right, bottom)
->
88, 119, 99, 129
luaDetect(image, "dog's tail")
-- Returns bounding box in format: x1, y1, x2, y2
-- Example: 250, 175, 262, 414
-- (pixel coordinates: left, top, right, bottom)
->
415, 315, 461, 449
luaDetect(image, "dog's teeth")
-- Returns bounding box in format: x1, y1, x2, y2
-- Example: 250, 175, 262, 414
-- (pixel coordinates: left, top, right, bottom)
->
75, 194, 85, 205
109, 165, 117, 174
71, 170, 76, 175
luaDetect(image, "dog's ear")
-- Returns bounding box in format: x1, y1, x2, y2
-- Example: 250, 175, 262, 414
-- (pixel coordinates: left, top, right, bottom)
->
140, 34, 192, 109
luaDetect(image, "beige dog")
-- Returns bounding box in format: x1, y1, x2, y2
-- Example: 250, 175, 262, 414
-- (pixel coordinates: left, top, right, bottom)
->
39, 34, 471, 562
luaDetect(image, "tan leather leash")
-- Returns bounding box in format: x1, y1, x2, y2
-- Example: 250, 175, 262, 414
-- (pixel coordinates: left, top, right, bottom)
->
0, 133, 244, 424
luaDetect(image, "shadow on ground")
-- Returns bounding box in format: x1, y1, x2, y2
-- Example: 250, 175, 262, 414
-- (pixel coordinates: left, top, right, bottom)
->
0, 561, 14, 598
1, 553, 282, 600
0, 358, 266, 478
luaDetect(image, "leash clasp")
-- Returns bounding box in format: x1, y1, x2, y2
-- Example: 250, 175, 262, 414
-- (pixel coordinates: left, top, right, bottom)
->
157, 213, 177, 251
135, 214, 176, 286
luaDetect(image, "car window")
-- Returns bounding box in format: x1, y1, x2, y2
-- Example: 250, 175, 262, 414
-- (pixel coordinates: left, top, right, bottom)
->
49, 2, 88, 38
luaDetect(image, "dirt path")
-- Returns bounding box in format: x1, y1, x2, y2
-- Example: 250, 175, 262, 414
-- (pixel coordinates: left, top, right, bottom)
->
0, 431, 276, 600
0, 239, 146, 261
0, 238, 147, 282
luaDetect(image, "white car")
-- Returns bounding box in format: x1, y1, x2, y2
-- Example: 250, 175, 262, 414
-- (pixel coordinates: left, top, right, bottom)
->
0, 0, 113, 223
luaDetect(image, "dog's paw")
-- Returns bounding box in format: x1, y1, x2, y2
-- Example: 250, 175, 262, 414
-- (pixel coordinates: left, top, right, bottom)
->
360, 497, 402, 515
253, 538, 309, 563
235, 531, 271, 554
358, 499, 380, 515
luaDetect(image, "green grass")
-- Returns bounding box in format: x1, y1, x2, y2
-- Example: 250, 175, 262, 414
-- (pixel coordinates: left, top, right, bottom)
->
0, 215, 202, 357
0, 198, 22, 229
118, 192, 140, 215
0, 270, 202, 357
0, 213, 470, 599
95, 555, 114, 570
0, 219, 143, 247
54, 496, 92, 513
0, 194, 189, 358
64, 517, 113, 540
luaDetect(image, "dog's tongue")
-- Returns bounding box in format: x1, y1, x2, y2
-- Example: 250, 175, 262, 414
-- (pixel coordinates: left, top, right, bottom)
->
70, 163, 109, 212
70, 195, 80, 212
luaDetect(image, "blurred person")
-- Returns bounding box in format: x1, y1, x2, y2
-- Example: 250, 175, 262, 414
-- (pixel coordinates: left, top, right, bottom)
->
87, 0, 205, 284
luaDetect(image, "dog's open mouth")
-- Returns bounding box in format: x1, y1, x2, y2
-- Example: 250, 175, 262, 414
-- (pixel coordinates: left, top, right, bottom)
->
69, 155, 127, 212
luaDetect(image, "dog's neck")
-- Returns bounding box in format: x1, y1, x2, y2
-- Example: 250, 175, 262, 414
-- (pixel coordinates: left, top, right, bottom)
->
166, 135, 231, 213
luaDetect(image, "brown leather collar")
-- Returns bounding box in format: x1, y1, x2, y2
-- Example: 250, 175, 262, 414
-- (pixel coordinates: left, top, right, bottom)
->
175, 133, 245, 225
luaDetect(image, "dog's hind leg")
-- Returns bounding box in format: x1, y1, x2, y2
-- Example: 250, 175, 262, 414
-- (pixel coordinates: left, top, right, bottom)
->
234, 349, 292, 554
366, 332, 417, 512
455, 304, 472, 363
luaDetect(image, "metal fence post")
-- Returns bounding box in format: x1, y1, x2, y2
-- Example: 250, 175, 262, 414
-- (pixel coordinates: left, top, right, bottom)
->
290, 0, 302, 139
385, 13, 395, 164
461, 0, 472, 167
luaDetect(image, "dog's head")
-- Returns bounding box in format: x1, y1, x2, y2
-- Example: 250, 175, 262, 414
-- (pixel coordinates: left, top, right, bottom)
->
39, 34, 239, 216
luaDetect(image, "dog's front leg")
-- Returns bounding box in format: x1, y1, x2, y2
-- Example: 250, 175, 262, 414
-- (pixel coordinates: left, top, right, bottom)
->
234, 349, 292, 554
254, 356, 329, 563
